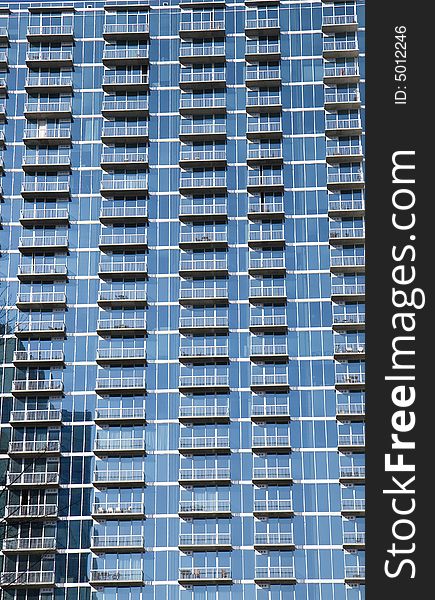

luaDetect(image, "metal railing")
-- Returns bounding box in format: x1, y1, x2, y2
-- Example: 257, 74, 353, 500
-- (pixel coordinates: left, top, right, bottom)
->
180, 70, 226, 83
332, 312, 365, 324
325, 117, 361, 130
179, 287, 228, 299
16, 292, 66, 304
14, 320, 65, 334
255, 567, 295, 579
179, 258, 228, 271
254, 532, 293, 545
179, 533, 231, 546
179, 374, 229, 387
328, 198, 364, 212
21, 181, 70, 193
8, 440, 60, 454
17, 264, 67, 277
179, 499, 230, 513
96, 317, 146, 331
97, 289, 147, 303
246, 69, 281, 80
100, 179, 148, 191
91, 534, 144, 548
95, 407, 146, 421
250, 286, 286, 297
180, 123, 226, 136
5, 504, 58, 519
98, 261, 147, 274
179, 345, 228, 358
250, 314, 287, 328
252, 435, 290, 448
12, 379, 63, 393
97, 347, 146, 361
10, 409, 62, 423
101, 125, 148, 138
247, 147, 282, 160
3, 537, 56, 551
92, 501, 145, 516
24, 102, 71, 114
250, 343, 288, 355
13, 349, 63, 362
251, 402, 289, 417
246, 42, 280, 54
340, 466, 365, 479
249, 229, 284, 242
179, 201, 227, 216
334, 342, 365, 354
341, 498, 365, 511
27, 25, 73, 36
180, 20, 225, 31
180, 44, 225, 57
179, 567, 231, 581
246, 95, 281, 107
101, 152, 148, 165
6, 472, 59, 486
253, 466, 291, 480
22, 154, 71, 167
338, 433, 365, 446
26, 50, 73, 62
102, 99, 149, 112
0, 571, 55, 586
253, 499, 293, 513
335, 373, 366, 385
100, 205, 148, 219
179, 315, 228, 329
324, 89, 360, 104
94, 437, 146, 451
330, 256, 365, 268
246, 18, 279, 29
90, 569, 144, 583
323, 15, 357, 26
103, 74, 148, 86
25, 76, 72, 88
19, 235, 68, 247
180, 97, 226, 110
180, 176, 226, 188
179, 435, 230, 449
95, 377, 146, 390
93, 469, 144, 483
323, 40, 358, 52
103, 23, 149, 34
179, 150, 226, 163
179, 401, 229, 419
103, 47, 149, 60
344, 566, 366, 578
336, 402, 365, 416
326, 145, 363, 158
331, 283, 365, 296
99, 233, 147, 246
179, 467, 230, 481
328, 172, 364, 185
247, 121, 282, 133
247, 175, 283, 187
248, 200, 284, 214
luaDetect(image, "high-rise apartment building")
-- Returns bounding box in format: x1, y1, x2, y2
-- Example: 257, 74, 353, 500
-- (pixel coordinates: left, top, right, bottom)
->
0, 0, 365, 598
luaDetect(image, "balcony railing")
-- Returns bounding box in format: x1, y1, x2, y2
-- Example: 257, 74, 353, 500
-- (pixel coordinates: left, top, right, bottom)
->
180, 70, 226, 84
250, 314, 287, 329
338, 433, 365, 447
327, 172, 364, 185
326, 145, 363, 159
179, 258, 228, 271
179, 345, 228, 359
324, 89, 360, 106
252, 435, 290, 449
22, 154, 71, 169
251, 401, 289, 418
101, 126, 148, 139
180, 20, 225, 32
331, 283, 365, 296
246, 42, 280, 55
27, 25, 74, 37
98, 261, 147, 276
328, 198, 364, 213
250, 343, 288, 356
12, 379, 63, 394
26, 50, 73, 63
334, 342, 365, 354
95, 407, 146, 422
24, 102, 72, 116
25, 76, 73, 89
179, 315, 228, 330
91, 534, 144, 549
21, 181, 70, 194
179, 374, 229, 388
101, 179, 148, 192
103, 47, 149, 61
179, 567, 231, 583
330, 255, 365, 269
248, 200, 284, 215
180, 44, 225, 58
254, 532, 294, 546
180, 176, 226, 189
179, 97, 226, 111
179, 435, 230, 450
245, 18, 279, 29
246, 95, 281, 108
332, 312, 365, 326
248, 229, 284, 243
0, 571, 55, 586
101, 152, 148, 166
5, 504, 58, 520
322, 14, 357, 28
336, 402, 366, 417
96, 317, 147, 332
180, 149, 226, 163
102, 99, 149, 114
254, 567, 296, 581
8, 440, 60, 455
246, 68, 281, 81
179, 533, 231, 547
93, 470, 144, 484
180, 123, 226, 136
247, 121, 282, 134
103, 74, 149, 87
179, 467, 231, 482
19, 235, 68, 249
6, 472, 59, 487
103, 23, 149, 35
94, 437, 146, 452
16, 292, 66, 306
90, 569, 144, 584
323, 40, 358, 53
247, 148, 282, 161
344, 566, 366, 579
97, 290, 147, 305
252, 466, 292, 480
179, 499, 230, 514
253, 499, 293, 514
96, 347, 146, 362
179, 201, 227, 218
179, 287, 228, 301
335, 373, 366, 385
341, 498, 365, 512
92, 501, 145, 518
14, 320, 65, 336
325, 118, 362, 132
99, 233, 148, 247
13, 349, 64, 364
249, 286, 286, 298
9, 409, 62, 424
340, 466, 365, 479
3, 537, 56, 552
95, 377, 146, 391
247, 175, 283, 188
100, 205, 148, 220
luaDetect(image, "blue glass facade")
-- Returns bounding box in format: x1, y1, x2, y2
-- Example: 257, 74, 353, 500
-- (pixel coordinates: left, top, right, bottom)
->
0, 0, 365, 598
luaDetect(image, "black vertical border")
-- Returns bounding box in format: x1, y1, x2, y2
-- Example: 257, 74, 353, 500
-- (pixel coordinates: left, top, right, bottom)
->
366, 1, 432, 597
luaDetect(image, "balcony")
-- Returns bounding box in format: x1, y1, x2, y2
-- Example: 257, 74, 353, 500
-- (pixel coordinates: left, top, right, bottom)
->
25, 49, 74, 67
250, 342, 288, 362
90, 570, 144, 586
323, 39, 359, 59
179, 229, 227, 249
13, 349, 64, 367
254, 532, 295, 550
247, 121, 282, 139
245, 18, 280, 34
101, 125, 148, 144
331, 283, 365, 301
339, 465, 365, 484
17, 264, 68, 282
4, 504, 58, 521
253, 499, 293, 517
8, 440, 60, 457
248, 228, 285, 247
180, 70, 226, 89
249, 285, 287, 304
179, 374, 230, 393
327, 172, 365, 190
252, 466, 292, 484
92, 501, 145, 520
97, 289, 147, 308
246, 94, 282, 113
335, 372, 366, 390
95, 406, 146, 424
336, 401, 365, 421
104, 0, 151, 7
102, 47, 149, 66
248, 199, 284, 219
344, 566, 365, 583
179, 44, 225, 64
98, 261, 147, 280
247, 147, 283, 166
94, 436, 146, 456
179, 176, 227, 194
254, 567, 296, 585
179, 96, 226, 115
23, 127, 72, 145
101, 152, 148, 170
12, 379, 63, 397
98, 232, 147, 251
96, 317, 147, 336
103, 23, 150, 40
249, 314, 287, 334
179, 149, 226, 168
178, 533, 231, 551
16, 292, 67, 310
322, 14, 358, 33
179, 20, 225, 38
99, 204, 148, 224
341, 498, 365, 516
338, 433, 365, 452
334, 342, 365, 360
179, 344, 229, 364
18, 236, 68, 253
22, 154, 71, 172
179, 467, 231, 486
324, 88, 361, 110
332, 312, 365, 330
326, 145, 363, 164
101, 98, 149, 118
0, 572, 55, 588
330, 254, 365, 274
251, 400, 290, 422
178, 499, 231, 518
179, 257, 228, 277
90, 534, 145, 552
25, 75, 73, 93
179, 315, 229, 334
245, 41, 280, 61
179, 567, 232, 586
2, 537, 57, 554
179, 122, 226, 141
27, 25, 74, 41
96, 347, 147, 366
245, 67, 281, 87
179, 200, 227, 222
328, 196, 365, 217
325, 117, 362, 137
24, 102, 72, 119
179, 286, 229, 307
95, 376, 146, 394
179, 435, 230, 454
93, 469, 145, 488
0, 27, 7, 43
21, 181, 70, 198
9, 409, 62, 425
14, 320, 66, 339
6, 472, 60, 488
100, 178, 148, 197
102, 73, 149, 92
247, 174, 284, 192
0, 102, 5, 120
252, 435, 291, 453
